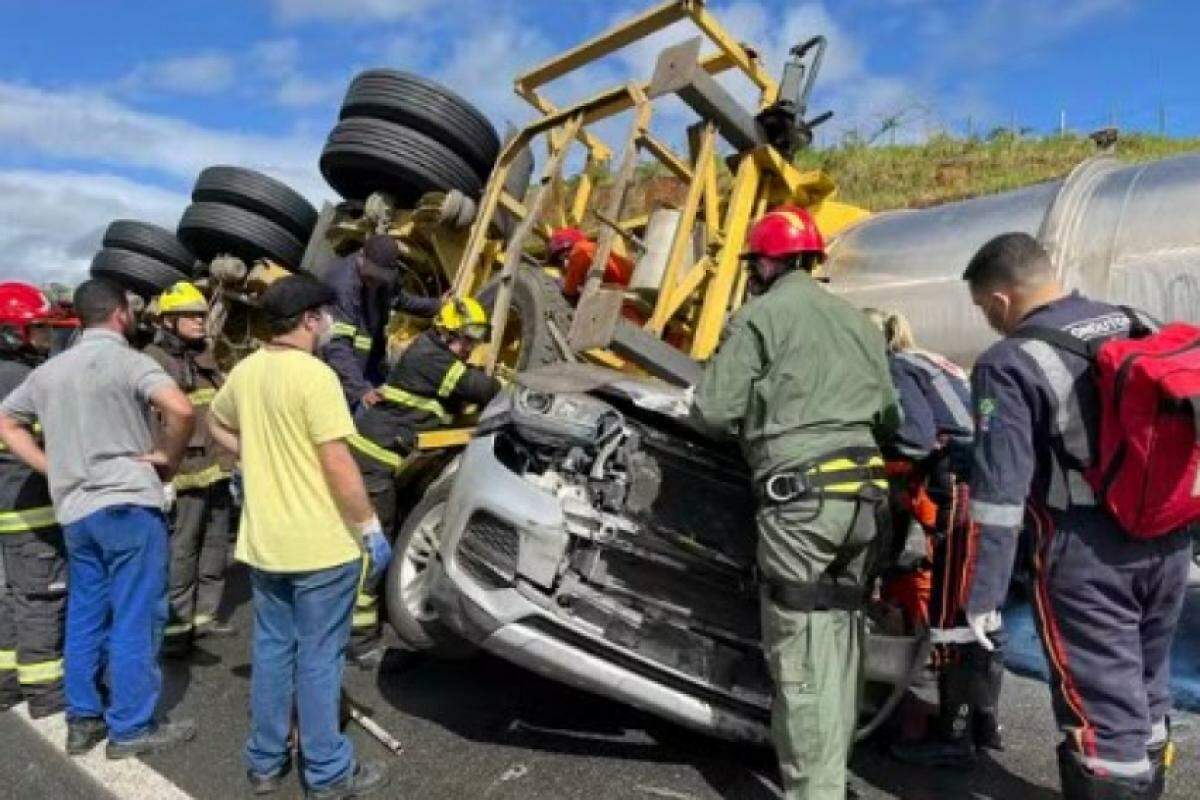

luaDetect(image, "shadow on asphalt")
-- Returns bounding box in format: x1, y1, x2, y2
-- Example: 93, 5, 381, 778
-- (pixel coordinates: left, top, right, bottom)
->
372, 649, 783, 799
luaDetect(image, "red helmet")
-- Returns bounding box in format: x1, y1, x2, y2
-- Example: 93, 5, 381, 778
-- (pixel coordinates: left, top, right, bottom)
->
0, 282, 51, 345
744, 205, 826, 261
547, 227, 587, 259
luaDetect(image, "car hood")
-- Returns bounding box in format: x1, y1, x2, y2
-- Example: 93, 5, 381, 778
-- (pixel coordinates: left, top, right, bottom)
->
515, 363, 691, 420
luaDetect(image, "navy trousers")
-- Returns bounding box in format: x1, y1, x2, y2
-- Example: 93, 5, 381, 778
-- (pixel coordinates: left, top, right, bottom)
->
1026, 504, 1191, 779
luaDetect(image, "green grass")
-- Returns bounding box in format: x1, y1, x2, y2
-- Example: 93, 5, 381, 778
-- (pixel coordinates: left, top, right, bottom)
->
793, 132, 1200, 211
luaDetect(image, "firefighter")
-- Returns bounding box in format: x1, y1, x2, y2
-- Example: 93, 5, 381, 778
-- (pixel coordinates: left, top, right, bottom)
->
864, 308, 1005, 768
546, 227, 634, 300
691, 207, 900, 800
962, 233, 1190, 800
0, 282, 66, 718
143, 282, 235, 657
321, 234, 442, 408
346, 297, 501, 667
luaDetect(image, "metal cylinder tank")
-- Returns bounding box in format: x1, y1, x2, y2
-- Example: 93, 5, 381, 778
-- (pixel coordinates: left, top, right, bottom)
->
822, 152, 1200, 365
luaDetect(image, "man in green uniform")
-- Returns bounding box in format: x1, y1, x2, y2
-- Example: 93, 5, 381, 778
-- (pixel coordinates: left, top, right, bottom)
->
692, 206, 900, 800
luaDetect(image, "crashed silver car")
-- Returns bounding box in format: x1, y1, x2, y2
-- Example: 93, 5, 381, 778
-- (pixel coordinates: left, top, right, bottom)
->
384, 364, 926, 743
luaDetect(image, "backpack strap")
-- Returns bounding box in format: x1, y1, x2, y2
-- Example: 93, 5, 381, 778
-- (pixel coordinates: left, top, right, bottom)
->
1011, 325, 1096, 361
1118, 305, 1155, 338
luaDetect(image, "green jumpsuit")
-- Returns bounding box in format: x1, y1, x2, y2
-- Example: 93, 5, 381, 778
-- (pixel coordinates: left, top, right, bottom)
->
692, 269, 899, 800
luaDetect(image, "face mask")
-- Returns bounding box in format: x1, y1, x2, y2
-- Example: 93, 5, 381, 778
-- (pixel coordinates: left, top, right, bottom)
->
315, 310, 335, 350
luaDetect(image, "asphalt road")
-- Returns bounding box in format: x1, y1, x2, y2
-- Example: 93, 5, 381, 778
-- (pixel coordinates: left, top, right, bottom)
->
2, 562, 1197, 799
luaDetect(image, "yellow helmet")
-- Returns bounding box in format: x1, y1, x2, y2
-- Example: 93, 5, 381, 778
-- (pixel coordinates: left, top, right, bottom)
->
157, 282, 208, 315
435, 297, 489, 340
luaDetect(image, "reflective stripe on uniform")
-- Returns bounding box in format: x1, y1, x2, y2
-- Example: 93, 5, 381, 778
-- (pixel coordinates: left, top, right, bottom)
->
0, 506, 57, 534
331, 322, 357, 338
352, 610, 378, 628
17, 658, 63, 685
192, 613, 213, 627
437, 361, 466, 399
1149, 719, 1169, 747
809, 455, 888, 494
970, 500, 1025, 527
0, 649, 15, 670
172, 463, 227, 492
353, 335, 372, 352
894, 351, 974, 432
187, 388, 216, 407
1081, 753, 1152, 778
378, 385, 451, 424
348, 434, 404, 472
164, 622, 193, 637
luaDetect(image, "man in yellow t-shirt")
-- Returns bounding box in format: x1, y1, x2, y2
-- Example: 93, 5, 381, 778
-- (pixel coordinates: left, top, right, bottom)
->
208, 275, 390, 799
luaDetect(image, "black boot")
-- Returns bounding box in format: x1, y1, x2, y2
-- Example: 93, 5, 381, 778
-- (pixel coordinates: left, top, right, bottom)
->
306, 760, 389, 799
66, 717, 108, 755
105, 719, 196, 759
890, 663, 977, 769
967, 638, 1005, 751
1057, 742, 1151, 800
1146, 741, 1172, 800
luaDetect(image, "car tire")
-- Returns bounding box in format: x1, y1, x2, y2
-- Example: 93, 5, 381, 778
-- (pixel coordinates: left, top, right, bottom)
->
477, 265, 573, 371
192, 166, 318, 242
177, 202, 306, 271
90, 247, 190, 299
385, 469, 476, 658
102, 220, 198, 275
340, 69, 500, 181
319, 117, 483, 204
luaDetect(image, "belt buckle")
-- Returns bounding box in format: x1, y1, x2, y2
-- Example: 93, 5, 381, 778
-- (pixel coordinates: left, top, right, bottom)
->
765, 472, 804, 504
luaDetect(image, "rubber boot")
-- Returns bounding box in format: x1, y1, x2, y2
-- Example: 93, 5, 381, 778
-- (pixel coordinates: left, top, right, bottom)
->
1057, 743, 1151, 800
1145, 741, 1172, 800
967, 638, 1005, 751
890, 661, 976, 769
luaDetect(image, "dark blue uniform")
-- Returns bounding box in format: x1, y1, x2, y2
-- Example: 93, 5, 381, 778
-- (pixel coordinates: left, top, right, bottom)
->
967, 291, 1191, 781
888, 350, 972, 461
320, 252, 440, 406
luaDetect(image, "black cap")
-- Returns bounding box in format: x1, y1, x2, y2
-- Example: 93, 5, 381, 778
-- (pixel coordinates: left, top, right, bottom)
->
258, 275, 334, 319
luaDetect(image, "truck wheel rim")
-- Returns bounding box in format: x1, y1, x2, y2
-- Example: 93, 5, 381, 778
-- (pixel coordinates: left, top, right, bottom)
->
399, 502, 445, 622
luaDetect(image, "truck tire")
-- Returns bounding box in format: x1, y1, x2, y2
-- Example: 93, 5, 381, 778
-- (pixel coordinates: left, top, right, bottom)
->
340, 69, 500, 181
385, 469, 476, 658
102, 220, 198, 275
90, 248, 189, 299
476, 265, 573, 371
320, 117, 483, 204
191, 166, 318, 242
177, 202, 306, 271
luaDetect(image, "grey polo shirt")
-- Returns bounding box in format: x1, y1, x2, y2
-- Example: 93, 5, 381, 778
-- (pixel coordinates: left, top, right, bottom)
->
0, 328, 176, 525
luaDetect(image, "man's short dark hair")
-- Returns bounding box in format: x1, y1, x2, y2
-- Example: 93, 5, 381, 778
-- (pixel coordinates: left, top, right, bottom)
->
267, 312, 306, 337
73, 279, 128, 328
963, 232, 1054, 291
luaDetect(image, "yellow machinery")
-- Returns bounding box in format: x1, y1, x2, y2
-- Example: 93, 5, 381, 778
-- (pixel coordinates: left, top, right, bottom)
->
445, 0, 869, 380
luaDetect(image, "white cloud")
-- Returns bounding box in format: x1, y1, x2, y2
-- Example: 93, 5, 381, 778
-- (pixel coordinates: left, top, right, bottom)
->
275, 75, 344, 108
0, 81, 330, 203
0, 171, 188, 285
272, 0, 433, 23
251, 39, 302, 77
118, 53, 237, 96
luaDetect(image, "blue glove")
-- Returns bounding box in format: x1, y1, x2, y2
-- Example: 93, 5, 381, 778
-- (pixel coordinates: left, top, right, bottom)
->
361, 517, 393, 583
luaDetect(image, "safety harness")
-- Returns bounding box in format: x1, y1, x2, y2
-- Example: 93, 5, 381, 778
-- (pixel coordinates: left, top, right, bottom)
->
758, 446, 890, 613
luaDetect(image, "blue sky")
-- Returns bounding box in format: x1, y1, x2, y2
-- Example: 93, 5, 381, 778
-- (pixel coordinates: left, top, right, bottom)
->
0, 0, 1195, 282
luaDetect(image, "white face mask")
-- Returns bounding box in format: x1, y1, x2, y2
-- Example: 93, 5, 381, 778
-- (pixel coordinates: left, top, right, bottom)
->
315, 310, 335, 350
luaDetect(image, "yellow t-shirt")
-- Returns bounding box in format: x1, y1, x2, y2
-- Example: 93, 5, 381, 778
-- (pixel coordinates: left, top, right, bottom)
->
210, 347, 360, 572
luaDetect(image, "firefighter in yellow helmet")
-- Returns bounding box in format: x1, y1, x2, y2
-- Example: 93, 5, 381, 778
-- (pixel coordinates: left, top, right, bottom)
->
346, 297, 501, 667
143, 282, 235, 656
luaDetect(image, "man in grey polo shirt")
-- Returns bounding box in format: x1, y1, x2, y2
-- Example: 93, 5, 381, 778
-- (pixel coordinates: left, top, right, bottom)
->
0, 279, 197, 759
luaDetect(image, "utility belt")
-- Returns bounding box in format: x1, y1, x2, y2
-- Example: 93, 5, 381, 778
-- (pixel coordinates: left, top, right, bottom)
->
768, 578, 870, 612
757, 447, 887, 506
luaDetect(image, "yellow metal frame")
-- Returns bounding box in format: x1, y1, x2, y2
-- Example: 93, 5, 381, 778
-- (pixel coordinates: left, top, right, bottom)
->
447, 0, 865, 371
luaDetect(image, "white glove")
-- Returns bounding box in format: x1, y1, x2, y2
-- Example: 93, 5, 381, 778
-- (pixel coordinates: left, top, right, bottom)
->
162, 483, 177, 513
967, 610, 1002, 651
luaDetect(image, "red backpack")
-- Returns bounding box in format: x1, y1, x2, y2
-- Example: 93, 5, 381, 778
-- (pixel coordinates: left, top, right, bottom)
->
1019, 310, 1200, 538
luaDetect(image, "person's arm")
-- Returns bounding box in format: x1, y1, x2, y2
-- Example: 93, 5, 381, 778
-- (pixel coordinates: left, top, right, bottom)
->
442, 361, 501, 407
0, 377, 47, 474
689, 315, 765, 438
322, 332, 375, 406
207, 379, 240, 456
393, 288, 441, 319
142, 383, 195, 480
965, 360, 1036, 618
317, 439, 375, 528
0, 413, 47, 474
889, 361, 936, 460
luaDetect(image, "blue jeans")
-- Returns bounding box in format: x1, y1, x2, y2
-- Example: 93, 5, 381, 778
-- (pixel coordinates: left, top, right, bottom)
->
63, 505, 168, 741
245, 560, 358, 790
